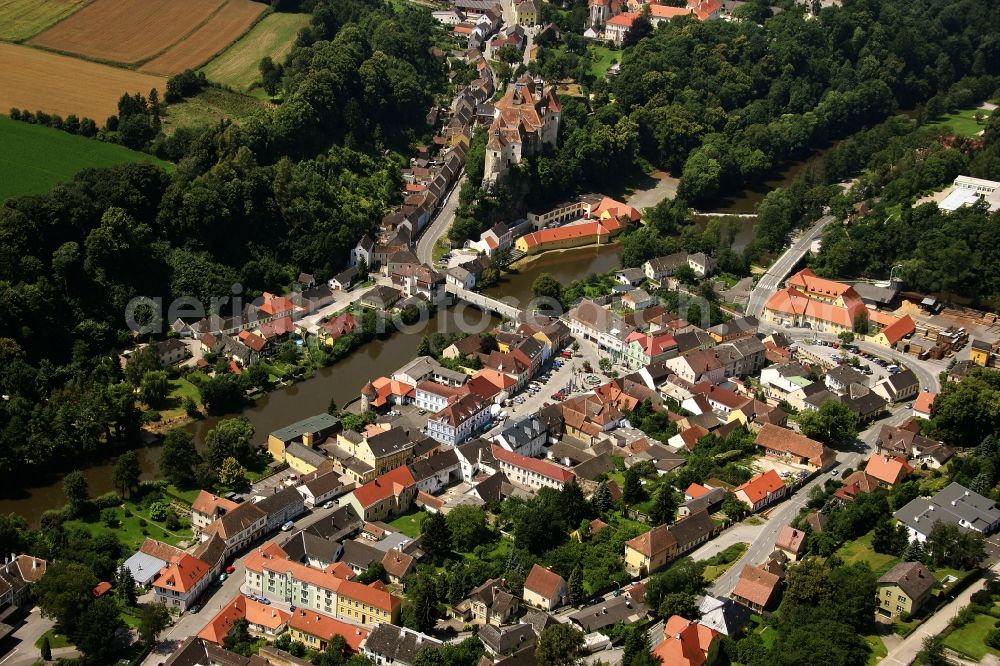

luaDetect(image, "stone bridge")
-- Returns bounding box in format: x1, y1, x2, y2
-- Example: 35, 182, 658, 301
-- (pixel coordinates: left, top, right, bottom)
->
445, 283, 523, 320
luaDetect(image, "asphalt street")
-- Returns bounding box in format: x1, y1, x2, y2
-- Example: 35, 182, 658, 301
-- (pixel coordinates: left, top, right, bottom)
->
416, 173, 466, 265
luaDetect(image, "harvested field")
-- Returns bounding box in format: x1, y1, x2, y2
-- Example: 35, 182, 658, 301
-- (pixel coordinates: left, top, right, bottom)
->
0, 43, 165, 120
29, 0, 223, 65
0, 116, 171, 202
201, 12, 309, 90
0, 0, 89, 42
141, 0, 267, 76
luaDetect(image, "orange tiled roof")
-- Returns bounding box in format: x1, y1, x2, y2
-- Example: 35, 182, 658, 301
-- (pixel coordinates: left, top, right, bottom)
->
864, 454, 913, 486
351, 465, 417, 509
652, 616, 719, 666
913, 392, 936, 415
198, 594, 291, 644
152, 554, 210, 595
524, 564, 565, 601
735, 470, 785, 504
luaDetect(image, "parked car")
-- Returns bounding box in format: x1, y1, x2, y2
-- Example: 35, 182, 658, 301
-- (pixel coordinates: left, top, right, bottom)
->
281, 521, 294, 531
189, 604, 201, 613
322, 500, 335, 509
225, 565, 235, 574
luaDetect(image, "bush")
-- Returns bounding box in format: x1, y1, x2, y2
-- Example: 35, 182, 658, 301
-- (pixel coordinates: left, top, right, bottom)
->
138, 518, 148, 527
953, 606, 976, 628
987, 628, 1000, 650
899, 612, 912, 623
148, 502, 168, 522
165, 510, 180, 531
971, 589, 993, 607
9, 108, 20, 120
93, 491, 123, 509
101, 508, 120, 528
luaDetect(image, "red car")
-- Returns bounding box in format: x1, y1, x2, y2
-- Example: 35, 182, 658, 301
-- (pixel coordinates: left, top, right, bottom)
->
225, 565, 235, 574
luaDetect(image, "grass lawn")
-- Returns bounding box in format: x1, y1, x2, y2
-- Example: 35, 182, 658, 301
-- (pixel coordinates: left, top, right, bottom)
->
162, 87, 272, 135
120, 606, 143, 629
164, 484, 201, 505
834, 531, 899, 575
926, 106, 990, 138
201, 12, 311, 91
944, 612, 1000, 660
587, 44, 620, 78
703, 542, 749, 582
35, 628, 71, 649
158, 377, 203, 420
864, 635, 887, 665
893, 616, 921, 637
389, 510, 428, 538
0, 116, 171, 202
66, 502, 194, 551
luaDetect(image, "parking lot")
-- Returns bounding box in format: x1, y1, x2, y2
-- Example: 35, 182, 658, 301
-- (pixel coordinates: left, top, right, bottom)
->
797, 341, 894, 385
751, 456, 812, 483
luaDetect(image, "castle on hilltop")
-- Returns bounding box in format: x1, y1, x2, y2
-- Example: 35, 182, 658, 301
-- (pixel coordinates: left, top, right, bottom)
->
483, 74, 561, 184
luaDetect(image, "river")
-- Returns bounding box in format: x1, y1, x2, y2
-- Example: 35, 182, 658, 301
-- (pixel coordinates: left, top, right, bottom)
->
0, 146, 831, 524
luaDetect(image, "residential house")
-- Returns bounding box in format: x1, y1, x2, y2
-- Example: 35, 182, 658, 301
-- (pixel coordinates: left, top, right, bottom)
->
279, 531, 342, 570
604, 12, 638, 45
643, 253, 690, 283
687, 252, 715, 277
360, 285, 403, 311
0, 555, 47, 612
352, 236, 376, 268
381, 550, 416, 584
491, 416, 548, 458
410, 449, 462, 494
894, 482, 1000, 542
523, 564, 567, 611
623, 331, 678, 370
456, 438, 498, 480
696, 596, 751, 637
478, 623, 537, 657
427, 393, 491, 445
774, 526, 806, 561
345, 466, 418, 522
201, 502, 267, 557
152, 554, 211, 610
568, 590, 648, 633
255, 486, 307, 533
707, 316, 758, 344
296, 471, 348, 509
622, 289, 655, 311
731, 562, 782, 613
876, 562, 935, 618
289, 610, 369, 652
191, 491, 239, 536
651, 616, 720, 666
755, 424, 835, 470
491, 445, 575, 491
733, 470, 787, 513
759, 362, 813, 403
824, 365, 868, 394
833, 470, 881, 504
565, 299, 635, 362
285, 442, 329, 476
665, 349, 725, 384
864, 455, 913, 488
912, 392, 936, 420
319, 313, 360, 346
465, 578, 520, 626
876, 423, 954, 469
198, 594, 291, 644
156, 339, 188, 366
623, 511, 715, 576
363, 624, 442, 666
873, 370, 920, 404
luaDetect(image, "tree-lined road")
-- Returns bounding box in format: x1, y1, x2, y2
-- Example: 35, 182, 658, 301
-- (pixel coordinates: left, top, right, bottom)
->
416, 173, 465, 265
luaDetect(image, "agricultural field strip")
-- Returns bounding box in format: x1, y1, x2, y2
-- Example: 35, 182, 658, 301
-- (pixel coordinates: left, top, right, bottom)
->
0, 0, 90, 42
140, 0, 267, 76
200, 12, 309, 90
28, 0, 223, 66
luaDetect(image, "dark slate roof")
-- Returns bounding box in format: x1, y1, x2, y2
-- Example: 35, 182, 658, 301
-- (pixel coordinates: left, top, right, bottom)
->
478, 623, 537, 655
879, 561, 935, 601
363, 624, 441, 663
340, 539, 383, 570
410, 449, 461, 481
255, 486, 305, 517
572, 453, 616, 480
280, 530, 341, 564
271, 413, 341, 444
306, 505, 363, 541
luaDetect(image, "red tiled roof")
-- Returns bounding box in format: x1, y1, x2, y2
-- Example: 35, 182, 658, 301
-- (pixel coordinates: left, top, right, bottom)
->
775, 525, 806, 555
518, 217, 624, 249
652, 616, 719, 666
288, 609, 369, 650
152, 554, 210, 594
755, 424, 834, 468
732, 564, 781, 608
198, 594, 291, 644
735, 470, 785, 505
192, 490, 239, 517
491, 445, 575, 484
864, 455, 913, 486
606, 11, 638, 27
685, 483, 711, 499
913, 392, 936, 416
524, 564, 566, 601
879, 315, 916, 344
351, 465, 417, 509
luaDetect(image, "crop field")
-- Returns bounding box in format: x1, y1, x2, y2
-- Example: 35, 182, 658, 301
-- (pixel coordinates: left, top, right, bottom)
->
0, 0, 89, 42
0, 116, 171, 202
141, 0, 267, 76
0, 43, 164, 120
201, 12, 309, 91
29, 0, 223, 65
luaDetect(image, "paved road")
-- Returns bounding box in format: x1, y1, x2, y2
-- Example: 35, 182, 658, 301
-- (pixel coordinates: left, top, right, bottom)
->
782, 327, 944, 394
708, 406, 912, 597
881, 561, 1000, 666
416, 173, 466, 265
745, 215, 835, 318
143, 503, 346, 665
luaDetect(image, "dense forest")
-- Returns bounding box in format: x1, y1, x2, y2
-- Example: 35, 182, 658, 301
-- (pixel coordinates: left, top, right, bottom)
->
0, 0, 447, 485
